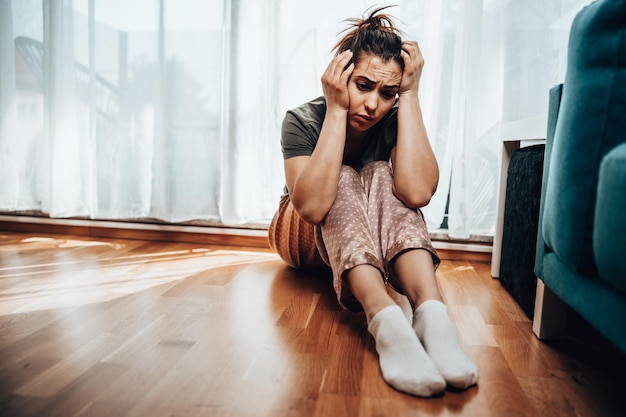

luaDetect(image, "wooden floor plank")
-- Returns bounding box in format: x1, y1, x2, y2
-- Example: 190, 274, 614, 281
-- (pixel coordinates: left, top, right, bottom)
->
1, 231, 625, 417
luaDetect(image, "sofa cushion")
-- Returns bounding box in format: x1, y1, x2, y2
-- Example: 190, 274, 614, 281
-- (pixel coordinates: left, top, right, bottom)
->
594, 143, 626, 295
542, 0, 626, 277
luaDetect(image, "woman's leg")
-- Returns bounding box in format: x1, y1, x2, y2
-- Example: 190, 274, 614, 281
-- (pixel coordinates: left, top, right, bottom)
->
361, 161, 478, 389
394, 250, 479, 389
315, 165, 386, 312
359, 162, 441, 290
345, 265, 395, 323
268, 193, 327, 270
317, 165, 445, 397
392, 249, 442, 309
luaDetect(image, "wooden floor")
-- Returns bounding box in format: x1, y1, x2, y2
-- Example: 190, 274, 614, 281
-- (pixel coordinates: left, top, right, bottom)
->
0, 231, 625, 417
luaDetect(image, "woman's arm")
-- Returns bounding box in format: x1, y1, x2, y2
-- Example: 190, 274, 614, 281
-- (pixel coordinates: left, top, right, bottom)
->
285, 50, 354, 225
391, 41, 439, 209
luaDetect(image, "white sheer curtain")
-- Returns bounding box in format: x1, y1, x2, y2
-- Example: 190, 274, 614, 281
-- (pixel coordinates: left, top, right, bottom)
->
0, 0, 18, 208
0, 0, 591, 233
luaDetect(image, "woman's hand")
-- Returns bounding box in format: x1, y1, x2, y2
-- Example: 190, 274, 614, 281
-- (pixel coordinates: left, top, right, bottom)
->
399, 41, 424, 96
321, 50, 354, 112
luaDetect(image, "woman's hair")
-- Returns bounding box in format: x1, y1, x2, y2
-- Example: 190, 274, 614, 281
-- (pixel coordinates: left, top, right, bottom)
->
333, 6, 404, 71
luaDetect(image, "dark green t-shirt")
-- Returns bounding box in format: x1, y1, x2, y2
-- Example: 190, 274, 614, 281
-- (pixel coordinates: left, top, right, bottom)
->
281, 96, 399, 172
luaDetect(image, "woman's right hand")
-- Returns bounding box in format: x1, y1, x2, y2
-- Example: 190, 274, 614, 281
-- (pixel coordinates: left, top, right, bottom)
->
321, 50, 354, 112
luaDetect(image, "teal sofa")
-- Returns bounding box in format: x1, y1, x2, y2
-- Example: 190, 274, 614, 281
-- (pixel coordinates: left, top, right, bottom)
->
533, 0, 626, 354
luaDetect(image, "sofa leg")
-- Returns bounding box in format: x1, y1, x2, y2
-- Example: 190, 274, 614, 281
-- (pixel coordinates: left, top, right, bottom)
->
533, 278, 568, 340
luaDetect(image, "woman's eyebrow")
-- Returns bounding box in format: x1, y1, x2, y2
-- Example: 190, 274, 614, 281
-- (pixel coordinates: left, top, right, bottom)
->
355, 75, 400, 90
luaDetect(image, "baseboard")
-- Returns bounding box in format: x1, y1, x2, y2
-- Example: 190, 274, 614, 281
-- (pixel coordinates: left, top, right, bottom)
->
434, 247, 492, 262
0, 216, 269, 248
0, 215, 493, 261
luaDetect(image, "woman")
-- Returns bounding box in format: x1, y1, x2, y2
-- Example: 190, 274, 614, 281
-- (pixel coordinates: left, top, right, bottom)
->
269, 7, 478, 397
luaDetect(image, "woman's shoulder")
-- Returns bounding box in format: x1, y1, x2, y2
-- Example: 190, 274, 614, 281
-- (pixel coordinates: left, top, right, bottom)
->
282, 96, 327, 140
286, 96, 327, 124
281, 97, 326, 157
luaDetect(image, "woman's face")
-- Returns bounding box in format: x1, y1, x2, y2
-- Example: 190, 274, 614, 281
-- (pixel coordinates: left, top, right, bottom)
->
346, 52, 402, 139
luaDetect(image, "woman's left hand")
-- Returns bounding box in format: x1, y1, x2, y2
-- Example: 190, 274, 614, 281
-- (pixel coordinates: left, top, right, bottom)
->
399, 40, 424, 96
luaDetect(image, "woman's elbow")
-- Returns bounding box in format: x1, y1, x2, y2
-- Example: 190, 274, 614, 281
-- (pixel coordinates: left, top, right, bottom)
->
299, 208, 325, 226
291, 199, 327, 225
403, 193, 433, 209
394, 185, 436, 209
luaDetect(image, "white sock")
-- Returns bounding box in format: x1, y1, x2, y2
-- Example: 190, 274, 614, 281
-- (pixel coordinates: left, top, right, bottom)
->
368, 305, 446, 397
412, 300, 479, 389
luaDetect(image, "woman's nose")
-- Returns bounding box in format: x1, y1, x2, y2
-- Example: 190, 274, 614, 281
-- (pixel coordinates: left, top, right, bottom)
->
364, 93, 378, 113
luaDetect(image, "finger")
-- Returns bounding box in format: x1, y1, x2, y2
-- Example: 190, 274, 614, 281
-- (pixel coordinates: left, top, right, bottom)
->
340, 62, 354, 83
402, 40, 419, 51
402, 41, 423, 68
411, 42, 424, 62
323, 51, 351, 83
401, 50, 415, 74
402, 41, 421, 61
401, 48, 411, 64
333, 50, 353, 78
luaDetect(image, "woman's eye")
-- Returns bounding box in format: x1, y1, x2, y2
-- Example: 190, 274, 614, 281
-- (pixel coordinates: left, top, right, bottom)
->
357, 83, 368, 90
382, 91, 395, 99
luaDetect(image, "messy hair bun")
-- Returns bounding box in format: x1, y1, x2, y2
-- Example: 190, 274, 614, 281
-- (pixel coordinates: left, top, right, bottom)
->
333, 6, 404, 71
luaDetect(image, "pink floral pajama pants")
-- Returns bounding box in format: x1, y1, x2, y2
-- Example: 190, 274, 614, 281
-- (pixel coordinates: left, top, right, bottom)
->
269, 161, 439, 311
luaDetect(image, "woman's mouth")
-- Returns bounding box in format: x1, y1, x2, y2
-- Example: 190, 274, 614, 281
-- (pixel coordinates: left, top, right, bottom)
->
355, 114, 374, 123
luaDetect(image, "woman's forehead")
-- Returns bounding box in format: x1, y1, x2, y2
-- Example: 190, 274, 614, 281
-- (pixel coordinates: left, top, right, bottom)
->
354, 53, 402, 85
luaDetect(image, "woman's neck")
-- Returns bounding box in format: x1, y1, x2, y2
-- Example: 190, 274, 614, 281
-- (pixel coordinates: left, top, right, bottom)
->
343, 130, 369, 165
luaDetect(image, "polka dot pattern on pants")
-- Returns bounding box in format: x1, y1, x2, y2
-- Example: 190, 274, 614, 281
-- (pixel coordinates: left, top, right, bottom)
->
268, 161, 439, 311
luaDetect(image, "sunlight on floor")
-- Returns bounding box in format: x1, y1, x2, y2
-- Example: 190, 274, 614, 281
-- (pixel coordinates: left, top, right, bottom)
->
0, 236, 280, 315
453, 265, 475, 272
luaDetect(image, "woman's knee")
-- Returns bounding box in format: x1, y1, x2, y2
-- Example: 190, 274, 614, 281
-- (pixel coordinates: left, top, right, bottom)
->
339, 164, 359, 180
361, 161, 392, 181
360, 161, 393, 196
337, 165, 363, 192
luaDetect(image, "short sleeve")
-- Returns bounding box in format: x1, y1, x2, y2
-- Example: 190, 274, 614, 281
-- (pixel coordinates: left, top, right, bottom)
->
280, 97, 326, 160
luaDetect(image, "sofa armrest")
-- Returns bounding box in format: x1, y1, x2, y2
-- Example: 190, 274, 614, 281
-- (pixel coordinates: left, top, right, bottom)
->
534, 84, 563, 279
593, 142, 626, 293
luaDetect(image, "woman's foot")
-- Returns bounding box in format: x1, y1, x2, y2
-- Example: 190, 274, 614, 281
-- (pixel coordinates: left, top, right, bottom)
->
368, 305, 446, 396
412, 300, 479, 389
